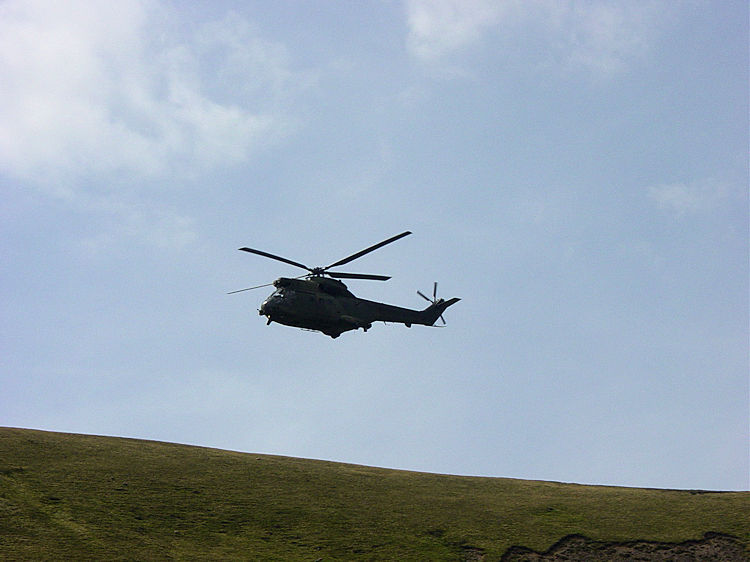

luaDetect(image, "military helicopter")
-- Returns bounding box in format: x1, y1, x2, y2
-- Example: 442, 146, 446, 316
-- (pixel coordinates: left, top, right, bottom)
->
229, 231, 460, 338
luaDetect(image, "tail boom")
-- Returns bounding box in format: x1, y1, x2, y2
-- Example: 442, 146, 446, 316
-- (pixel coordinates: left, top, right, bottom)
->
359, 296, 460, 327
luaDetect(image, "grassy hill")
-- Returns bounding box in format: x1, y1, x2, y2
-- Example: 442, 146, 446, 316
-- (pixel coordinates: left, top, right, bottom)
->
1, 427, 748, 560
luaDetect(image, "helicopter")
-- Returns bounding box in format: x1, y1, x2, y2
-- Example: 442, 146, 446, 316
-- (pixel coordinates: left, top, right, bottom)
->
229, 231, 460, 338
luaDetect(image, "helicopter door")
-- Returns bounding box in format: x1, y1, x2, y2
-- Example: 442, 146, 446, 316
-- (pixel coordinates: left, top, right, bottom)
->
319, 296, 339, 317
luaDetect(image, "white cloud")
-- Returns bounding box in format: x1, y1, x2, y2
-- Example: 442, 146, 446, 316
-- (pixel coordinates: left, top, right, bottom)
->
0, 1, 307, 251
405, 0, 661, 75
0, 0, 294, 186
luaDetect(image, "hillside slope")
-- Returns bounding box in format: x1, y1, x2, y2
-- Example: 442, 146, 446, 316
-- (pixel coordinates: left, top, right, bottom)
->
1, 427, 748, 560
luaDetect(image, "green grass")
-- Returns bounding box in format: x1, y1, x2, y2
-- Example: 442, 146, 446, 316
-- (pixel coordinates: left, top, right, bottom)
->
1, 427, 748, 560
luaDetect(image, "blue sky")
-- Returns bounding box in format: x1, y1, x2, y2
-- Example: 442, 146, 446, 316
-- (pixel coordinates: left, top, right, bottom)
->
1, 0, 747, 490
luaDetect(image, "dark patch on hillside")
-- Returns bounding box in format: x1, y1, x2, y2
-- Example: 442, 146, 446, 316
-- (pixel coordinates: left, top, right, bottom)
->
501, 532, 748, 561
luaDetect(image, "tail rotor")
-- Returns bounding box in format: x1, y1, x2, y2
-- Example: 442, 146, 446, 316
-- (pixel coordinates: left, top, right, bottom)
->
417, 281, 447, 325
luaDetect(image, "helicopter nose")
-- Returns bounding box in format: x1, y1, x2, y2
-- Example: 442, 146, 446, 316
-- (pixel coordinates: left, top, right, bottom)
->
259, 298, 273, 316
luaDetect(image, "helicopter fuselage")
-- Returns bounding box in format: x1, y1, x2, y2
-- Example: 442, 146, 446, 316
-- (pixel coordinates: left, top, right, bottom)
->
258, 277, 457, 338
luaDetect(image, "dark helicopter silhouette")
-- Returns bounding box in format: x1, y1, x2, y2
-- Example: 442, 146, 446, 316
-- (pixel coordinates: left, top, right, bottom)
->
230, 231, 460, 338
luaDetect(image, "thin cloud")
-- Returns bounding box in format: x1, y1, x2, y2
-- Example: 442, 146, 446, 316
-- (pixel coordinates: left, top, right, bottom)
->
405, 0, 662, 76
77, 196, 198, 253
648, 178, 732, 216
552, 3, 655, 74
405, 0, 510, 62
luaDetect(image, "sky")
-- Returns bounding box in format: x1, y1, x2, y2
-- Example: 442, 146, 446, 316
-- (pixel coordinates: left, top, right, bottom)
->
1, 0, 747, 491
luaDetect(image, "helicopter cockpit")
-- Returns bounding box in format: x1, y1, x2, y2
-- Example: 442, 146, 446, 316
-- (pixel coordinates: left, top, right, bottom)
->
259, 288, 288, 316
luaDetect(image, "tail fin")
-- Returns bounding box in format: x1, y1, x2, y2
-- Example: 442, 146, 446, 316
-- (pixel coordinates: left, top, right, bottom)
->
422, 297, 460, 326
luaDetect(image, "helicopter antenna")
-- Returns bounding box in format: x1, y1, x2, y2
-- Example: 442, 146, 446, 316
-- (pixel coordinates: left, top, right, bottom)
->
227, 274, 309, 294
227, 281, 276, 294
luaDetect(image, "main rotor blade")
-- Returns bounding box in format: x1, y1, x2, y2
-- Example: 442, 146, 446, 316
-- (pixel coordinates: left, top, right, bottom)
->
325, 231, 412, 270
327, 271, 391, 281
238, 247, 310, 272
